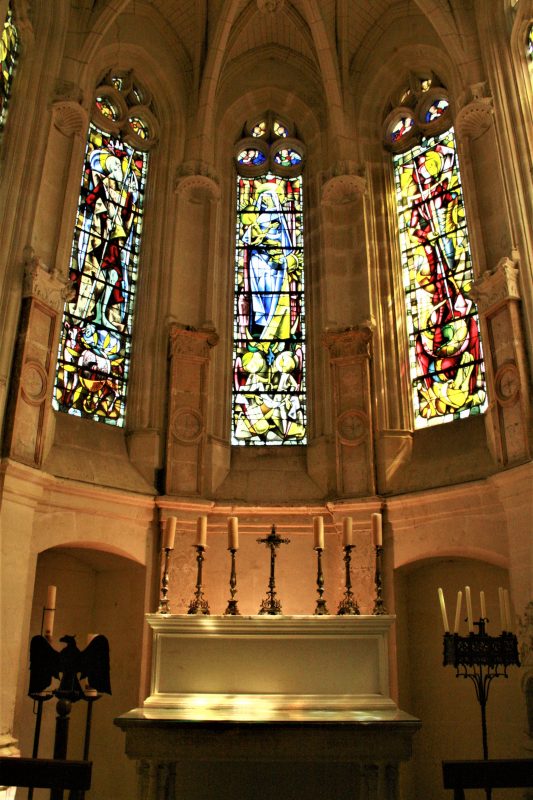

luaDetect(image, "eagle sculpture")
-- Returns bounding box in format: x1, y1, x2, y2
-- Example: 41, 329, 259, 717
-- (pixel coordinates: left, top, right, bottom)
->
28, 634, 111, 699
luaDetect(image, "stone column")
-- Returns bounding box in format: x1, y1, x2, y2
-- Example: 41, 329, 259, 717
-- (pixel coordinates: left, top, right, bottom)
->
323, 327, 374, 497
2, 250, 69, 467
165, 324, 218, 496
471, 257, 530, 466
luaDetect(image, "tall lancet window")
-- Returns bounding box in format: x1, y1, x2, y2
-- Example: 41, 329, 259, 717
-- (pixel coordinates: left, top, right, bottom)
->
0, 0, 19, 135
528, 23, 533, 60
232, 113, 307, 445
384, 74, 487, 428
53, 72, 157, 426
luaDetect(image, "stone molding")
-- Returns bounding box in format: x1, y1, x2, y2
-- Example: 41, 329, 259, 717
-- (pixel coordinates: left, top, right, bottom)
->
174, 161, 220, 202
323, 326, 372, 359
470, 257, 521, 314
22, 248, 71, 312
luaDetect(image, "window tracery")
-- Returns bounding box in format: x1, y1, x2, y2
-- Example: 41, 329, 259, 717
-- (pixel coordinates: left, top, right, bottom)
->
52, 71, 157, 427
0, 0, 19, 136
384, 74, 487, 428
232, 113, 307, 445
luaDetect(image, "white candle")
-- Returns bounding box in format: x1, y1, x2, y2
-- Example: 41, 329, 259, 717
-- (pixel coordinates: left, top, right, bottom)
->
498, 587, 506, 630
342, 517, 353, 547
480, 590, 486, 620
438, 588, 449, 632
163, 516, 176, 550
503, 589, 512, 632
465, 586, 474, 633
43, 585, 56, 639
228, 517, 239, 550
196, 516, 207, 548
454, 590, 462, 633
313, 517, 324, 550
371, 513, 382, 547
86, 633, 98, 646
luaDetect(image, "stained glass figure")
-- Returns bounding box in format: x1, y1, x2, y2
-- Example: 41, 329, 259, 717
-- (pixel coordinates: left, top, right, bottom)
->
233, 173, 306, 444
129, 116, 149, 139
0, 0, 19, 134
528, 24, 533, 59
392, 128, 487, 427
273, 120, 288, 138
273, 147, 302, 167
391, 115, 414, 142
251, 120, 267, 138
237, 148, 267, 166
53, 124, 148, 426
96, 96, 119, 120
425, 98, 449, 122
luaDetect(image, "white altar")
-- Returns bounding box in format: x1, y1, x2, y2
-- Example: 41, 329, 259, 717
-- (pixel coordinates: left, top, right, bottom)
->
116, 615, 420, 800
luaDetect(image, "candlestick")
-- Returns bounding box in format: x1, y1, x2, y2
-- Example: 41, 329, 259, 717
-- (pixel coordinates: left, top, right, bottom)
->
257, 525, 290, 615
157, 538, 174, 615
196, 515, 207, 548
43, 585, 57, 641
228, 516, 239, 550
163, 516, 176, 550
224, 548, 240, 616
438, 587, 450, 632
313, 516, 324, 550
188, 545, 210, 615
372, 543, 387, 615
337, 544, 360, 615
314, 547, 329, 615
371, 513, 382, 547
454, 590, 463, 633
465, 585, 474, 633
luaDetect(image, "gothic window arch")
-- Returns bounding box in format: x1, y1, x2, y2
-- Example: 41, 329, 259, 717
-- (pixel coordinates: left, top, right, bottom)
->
0, 0, 19, 136
52, 71, 157, 427
383, 73, 487, 429
232, 112, 307, 445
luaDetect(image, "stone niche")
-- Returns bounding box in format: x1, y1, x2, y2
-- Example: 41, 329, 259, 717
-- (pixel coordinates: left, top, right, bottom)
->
116, 615, 420, 800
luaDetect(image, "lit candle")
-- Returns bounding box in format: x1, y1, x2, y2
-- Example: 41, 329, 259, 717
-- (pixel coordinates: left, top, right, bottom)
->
465, 585, 474, 633
313, 517, 324, 550
480, 590, 486, 620
453, 590, 462, 633
163, 516, 176, 550
438, 588, 449, 632
371, 513, 382, 547
196, 516, 207, 548
498, 587, 506, 630
503, 589, 512, 632
228, 517, 239, 550
43, 585, 56, 639
342, 517, 353, 547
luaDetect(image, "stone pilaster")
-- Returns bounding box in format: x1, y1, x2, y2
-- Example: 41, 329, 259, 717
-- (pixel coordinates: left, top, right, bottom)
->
470, 257, 530, 466
165, 324, 218, 496
323, 327, 374, 497
2, 250, 69, 467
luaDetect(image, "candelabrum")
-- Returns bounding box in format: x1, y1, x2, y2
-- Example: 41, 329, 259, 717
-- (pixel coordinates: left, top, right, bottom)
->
313, 547, 329, 615
188, 545, 210, 615
337, 545, 360, 615
443, 619, 520, 765
372, 544, 387, 615
224, 548, 240, 615
157, 545, 173, 614
257, 524, 290, 615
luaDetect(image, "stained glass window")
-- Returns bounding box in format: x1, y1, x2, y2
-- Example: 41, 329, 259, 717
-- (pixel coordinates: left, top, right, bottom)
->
237, 148, 267, 166
424, 98, 449, 122
53, 118, 149, 426
391, 115, 415, 142
528, 24, 533, 60
392, 128, 487, 427
233, 165, 306, 445
0, 0, 19, 134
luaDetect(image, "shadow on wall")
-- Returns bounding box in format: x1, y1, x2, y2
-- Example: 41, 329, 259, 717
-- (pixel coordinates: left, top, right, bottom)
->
16, 546, 146, 800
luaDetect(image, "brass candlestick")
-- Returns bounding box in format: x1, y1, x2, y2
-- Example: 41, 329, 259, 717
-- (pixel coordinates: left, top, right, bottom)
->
157, 546, 173, 614
257, 524, 290, 615
314, 547, 329, 615
224, 548, 240, 615
188, 545, 210, 615
372, 544, 387, 615
337, 545, 360, 615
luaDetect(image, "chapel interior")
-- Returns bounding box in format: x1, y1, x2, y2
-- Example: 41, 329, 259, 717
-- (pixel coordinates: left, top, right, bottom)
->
0, 1, 532, 799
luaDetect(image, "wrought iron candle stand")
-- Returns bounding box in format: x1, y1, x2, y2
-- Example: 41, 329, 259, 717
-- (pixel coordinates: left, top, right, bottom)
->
257, 524, 290, 615
443, 618, 520, 796
337, 545, 360, 615
224, 548, 240, 615
314, 547, 329, 615
188, 545, 210, 615
157, 544, 173, 615
372, 544, 387, 615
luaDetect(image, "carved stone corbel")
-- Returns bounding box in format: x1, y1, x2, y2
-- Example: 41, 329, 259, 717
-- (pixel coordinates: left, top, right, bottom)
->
321, 162, 366, 205
51, 81, 88, 137
455, 83, 493, 140
174, 161, 221, 203
323, 326, 375, 497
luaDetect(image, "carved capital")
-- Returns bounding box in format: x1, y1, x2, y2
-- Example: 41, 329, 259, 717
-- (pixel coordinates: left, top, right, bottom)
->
175, 161, 220, 202
51, 84, 88, 137
470, 257, 521, 314
23, 248, 70, 313
323, 326, 372, 360
455, 96, 493, 140
169, 324, 219, 361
